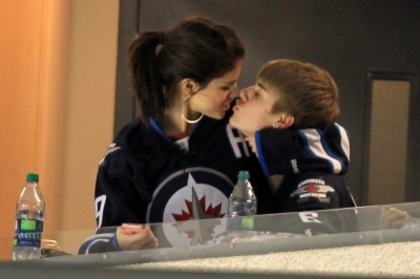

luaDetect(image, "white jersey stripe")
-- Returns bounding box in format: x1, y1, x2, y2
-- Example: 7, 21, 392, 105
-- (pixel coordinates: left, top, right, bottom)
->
299, 129, 342, 174
334, 123, 351, 161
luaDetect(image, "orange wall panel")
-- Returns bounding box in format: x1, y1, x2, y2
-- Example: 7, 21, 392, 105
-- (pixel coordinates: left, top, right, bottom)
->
0, 0, 118, 260
0, 0, 45, 260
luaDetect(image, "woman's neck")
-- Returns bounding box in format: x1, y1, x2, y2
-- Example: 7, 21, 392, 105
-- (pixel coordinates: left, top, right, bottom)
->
158, 109, 194, 137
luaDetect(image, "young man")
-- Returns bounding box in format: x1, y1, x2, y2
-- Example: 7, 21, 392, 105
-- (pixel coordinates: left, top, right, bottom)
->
230, 59, 357, 234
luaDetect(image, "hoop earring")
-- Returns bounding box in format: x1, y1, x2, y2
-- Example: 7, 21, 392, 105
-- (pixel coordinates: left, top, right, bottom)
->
181, 95, 206, 124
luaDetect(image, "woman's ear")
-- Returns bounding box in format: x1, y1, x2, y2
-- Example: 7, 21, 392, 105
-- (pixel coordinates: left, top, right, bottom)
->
272, 114, 294, 129
180, 78, 199, 96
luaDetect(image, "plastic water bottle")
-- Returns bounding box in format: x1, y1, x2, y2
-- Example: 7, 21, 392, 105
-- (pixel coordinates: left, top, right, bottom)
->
11, 173, 45, 260
227, 171, 257, 231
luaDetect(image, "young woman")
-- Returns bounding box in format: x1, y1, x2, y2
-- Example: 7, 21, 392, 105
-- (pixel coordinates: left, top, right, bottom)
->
79, 17, 273, 253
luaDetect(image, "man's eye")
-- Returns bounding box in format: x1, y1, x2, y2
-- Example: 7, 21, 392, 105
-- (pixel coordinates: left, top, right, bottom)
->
221, 86, 230, 91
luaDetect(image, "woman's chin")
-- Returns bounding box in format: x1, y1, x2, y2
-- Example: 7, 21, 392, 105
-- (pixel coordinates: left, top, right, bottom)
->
207, 110, 227, 120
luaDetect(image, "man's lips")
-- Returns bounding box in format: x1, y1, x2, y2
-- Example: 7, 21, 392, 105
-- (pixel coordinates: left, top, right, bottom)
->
232, 101, 240, 111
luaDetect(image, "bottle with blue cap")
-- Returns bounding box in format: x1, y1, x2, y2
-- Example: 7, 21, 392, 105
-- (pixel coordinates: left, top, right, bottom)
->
227, 170, 257, 231
11, 173, 45, 260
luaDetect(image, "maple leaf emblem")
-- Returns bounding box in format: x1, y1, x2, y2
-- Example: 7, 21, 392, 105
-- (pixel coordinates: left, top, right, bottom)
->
171, 174, 224, 245
304, 183, 320, 193
172, 195, 224, 221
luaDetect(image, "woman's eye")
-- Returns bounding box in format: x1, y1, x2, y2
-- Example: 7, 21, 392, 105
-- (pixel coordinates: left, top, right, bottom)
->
221, 86, 230, 91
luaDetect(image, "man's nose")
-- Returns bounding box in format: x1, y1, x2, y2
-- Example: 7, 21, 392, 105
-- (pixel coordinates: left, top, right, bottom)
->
239, 86, 254, 101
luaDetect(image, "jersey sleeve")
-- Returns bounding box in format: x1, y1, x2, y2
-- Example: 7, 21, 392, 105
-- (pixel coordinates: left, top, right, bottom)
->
253, 123, 356, 234
94, 144, 149, 228
78, 227, 121, 254
255, 208, 357, 236
271, 173, 359, 234
255, 123, 351, 177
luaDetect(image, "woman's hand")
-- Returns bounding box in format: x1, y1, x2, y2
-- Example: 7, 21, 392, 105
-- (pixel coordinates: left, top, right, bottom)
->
116, 225, 159, 250
245, 134, 258, 157
380, 205, 408, 230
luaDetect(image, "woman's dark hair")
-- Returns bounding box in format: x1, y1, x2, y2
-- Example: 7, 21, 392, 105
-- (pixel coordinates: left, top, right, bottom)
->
128, 16, 245, 124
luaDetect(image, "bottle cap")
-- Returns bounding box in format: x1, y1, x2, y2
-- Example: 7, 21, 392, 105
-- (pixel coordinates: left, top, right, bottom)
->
26, 173, 39, 183
237, 170, 250, 180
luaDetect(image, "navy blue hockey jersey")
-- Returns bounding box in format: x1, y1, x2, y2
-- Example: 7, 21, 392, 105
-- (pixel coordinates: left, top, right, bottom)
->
93, 112, 273, 247
254, 123, 358, 234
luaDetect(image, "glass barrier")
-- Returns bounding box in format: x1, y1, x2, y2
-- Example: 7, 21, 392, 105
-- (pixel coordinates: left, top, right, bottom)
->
1, 201, 420, 278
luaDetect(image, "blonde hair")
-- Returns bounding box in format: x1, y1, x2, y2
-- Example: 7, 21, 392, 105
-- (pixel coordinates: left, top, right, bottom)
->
257, 59, 340, 130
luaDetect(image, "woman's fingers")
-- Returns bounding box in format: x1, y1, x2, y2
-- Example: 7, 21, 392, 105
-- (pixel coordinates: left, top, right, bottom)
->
131, 225, 159, 249
116, 225, 159, 250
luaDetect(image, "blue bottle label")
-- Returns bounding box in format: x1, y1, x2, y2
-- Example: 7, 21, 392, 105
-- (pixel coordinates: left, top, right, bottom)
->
12, 219, 43, 247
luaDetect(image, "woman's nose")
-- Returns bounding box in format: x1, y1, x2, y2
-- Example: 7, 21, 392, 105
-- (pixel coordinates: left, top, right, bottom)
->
228, 85, 239, 99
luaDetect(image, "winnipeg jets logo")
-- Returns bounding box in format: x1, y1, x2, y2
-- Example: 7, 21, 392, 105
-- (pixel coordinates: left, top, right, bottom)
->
172, 186, 224, 245
304, 183, 320, 193
147, 168, 234, 247
172, 176, 225, 221
290, 178, 335, 203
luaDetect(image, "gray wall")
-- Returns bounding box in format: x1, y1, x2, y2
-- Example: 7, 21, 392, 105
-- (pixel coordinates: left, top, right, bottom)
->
115, 0, 420, 205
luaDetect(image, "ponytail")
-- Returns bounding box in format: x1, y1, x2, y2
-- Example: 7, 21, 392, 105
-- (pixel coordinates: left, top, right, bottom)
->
128, 32, 166, 123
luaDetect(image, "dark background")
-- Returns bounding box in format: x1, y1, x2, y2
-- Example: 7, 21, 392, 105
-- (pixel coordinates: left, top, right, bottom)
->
114, 0, 420, 206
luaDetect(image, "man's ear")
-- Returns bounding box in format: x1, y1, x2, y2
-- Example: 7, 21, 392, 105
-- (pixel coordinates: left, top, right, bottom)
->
272, 114, 294, 129
180, 78, 199, 96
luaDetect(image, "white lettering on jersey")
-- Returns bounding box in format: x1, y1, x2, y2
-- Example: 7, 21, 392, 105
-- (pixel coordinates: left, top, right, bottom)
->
298, 179, 325, 188
226, 124, 250, 158
299, 212, 322, 223
300, 193, 327, 198
95, 195, 106, 228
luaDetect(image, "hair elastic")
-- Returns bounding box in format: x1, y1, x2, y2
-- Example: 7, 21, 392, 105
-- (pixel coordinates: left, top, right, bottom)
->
156, 32, 165, 55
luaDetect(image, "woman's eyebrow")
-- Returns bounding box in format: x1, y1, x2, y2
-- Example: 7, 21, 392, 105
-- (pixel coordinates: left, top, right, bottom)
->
223, 80, 237, 86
